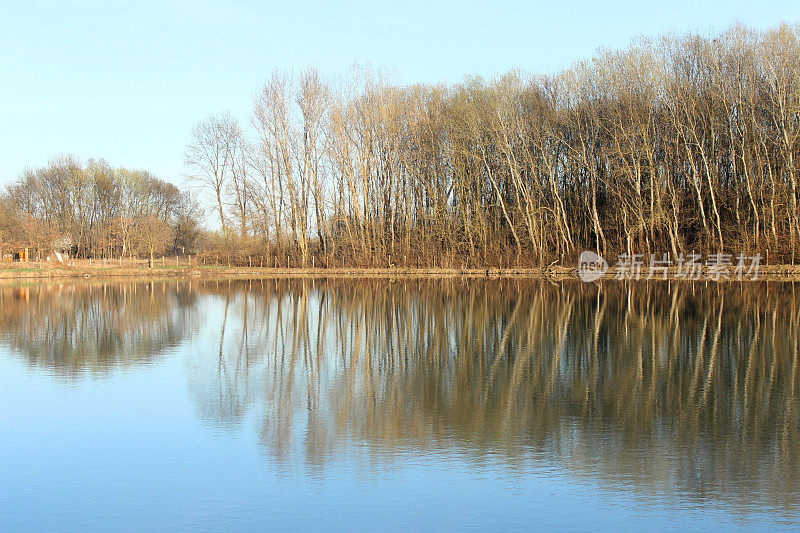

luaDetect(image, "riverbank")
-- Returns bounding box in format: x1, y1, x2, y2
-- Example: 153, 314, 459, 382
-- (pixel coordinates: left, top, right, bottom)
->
3, 261, 800, 281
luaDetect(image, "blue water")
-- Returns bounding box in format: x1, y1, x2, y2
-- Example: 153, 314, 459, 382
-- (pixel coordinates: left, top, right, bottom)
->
1, 280, 798, 531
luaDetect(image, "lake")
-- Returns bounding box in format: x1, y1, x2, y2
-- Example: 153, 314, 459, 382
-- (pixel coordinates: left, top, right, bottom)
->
1, 279, 799, 531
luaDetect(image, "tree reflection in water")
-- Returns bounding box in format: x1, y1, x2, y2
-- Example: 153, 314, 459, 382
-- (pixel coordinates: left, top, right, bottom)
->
0, 281, 198, 377
188, 279, 800, 514
2, 278, 798, 515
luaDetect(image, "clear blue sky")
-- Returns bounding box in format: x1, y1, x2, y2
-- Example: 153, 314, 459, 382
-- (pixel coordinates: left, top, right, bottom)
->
3, 0, 800, 187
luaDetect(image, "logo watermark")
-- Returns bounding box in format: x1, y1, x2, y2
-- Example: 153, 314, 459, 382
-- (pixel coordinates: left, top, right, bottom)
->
577, 252, 761, 281
577, 251, 609, 282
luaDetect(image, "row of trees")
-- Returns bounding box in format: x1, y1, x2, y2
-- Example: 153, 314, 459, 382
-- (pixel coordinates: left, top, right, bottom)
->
1, 157, 202, 262
187, 23, 800, 267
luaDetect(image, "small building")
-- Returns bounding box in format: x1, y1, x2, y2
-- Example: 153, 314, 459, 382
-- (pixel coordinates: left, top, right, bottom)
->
1, 241, 29, 262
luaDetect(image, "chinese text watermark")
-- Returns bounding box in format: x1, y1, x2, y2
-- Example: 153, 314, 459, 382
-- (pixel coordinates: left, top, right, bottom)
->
578, 252, 761, 282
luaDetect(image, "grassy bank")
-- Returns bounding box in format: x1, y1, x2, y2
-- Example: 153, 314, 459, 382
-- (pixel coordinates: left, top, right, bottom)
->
2, 260, 800, 281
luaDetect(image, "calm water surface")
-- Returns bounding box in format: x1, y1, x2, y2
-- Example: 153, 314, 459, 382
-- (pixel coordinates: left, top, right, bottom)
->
1, 279, 799, 531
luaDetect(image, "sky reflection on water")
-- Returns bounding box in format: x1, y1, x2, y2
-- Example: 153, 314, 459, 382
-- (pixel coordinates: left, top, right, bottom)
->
1, 279, 799, 531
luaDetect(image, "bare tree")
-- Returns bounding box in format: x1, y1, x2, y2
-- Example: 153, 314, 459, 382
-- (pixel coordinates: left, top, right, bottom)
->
185, 112, 241, 236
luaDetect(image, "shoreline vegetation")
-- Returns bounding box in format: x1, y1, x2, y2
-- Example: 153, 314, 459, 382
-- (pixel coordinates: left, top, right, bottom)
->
3, 24, 800, 270
3, 260, 800, 281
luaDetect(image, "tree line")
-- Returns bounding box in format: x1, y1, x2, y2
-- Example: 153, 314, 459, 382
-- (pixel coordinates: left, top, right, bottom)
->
187, 23, 800, 267
1, 156, 202, 262
5, 23, 800, 268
